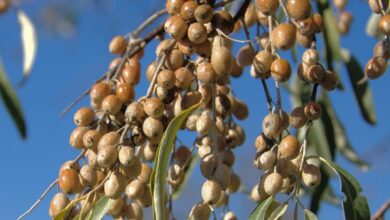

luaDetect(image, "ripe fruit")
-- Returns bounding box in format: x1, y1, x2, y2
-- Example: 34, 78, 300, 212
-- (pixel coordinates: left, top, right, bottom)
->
302, 48, 319, 66
101, 95, 122, 115
174, 67, 193, 88
116, 83, 134, 103
59, 168, 80, 194
255, 134, 269, 152
142, 117, 163, 139
278, 135, 300, 159
166, 49, 184, 70
374, 40, 390, 59
126, 202, 144, 220
320, 70, 338, 91
104, 171, 127, 199
49, 193, 70, 218
165, 15, 188, 40
109, 35, 128, 54
224, 211, 238, 220
157, 69, 176, 90
73, 107, 95, 126
256, 0, 279, 15
181, 0, 198, 21
144, 97, 164, 118
290, 106, 307, 128
212, 163, 232, 189
263, 172, 283, 195
262, 113, 283, 139
70, 126, 88, 149
126, 179, 145, 200
196, 62, 216, 84
121, 61, 141, 85
236, 45, 256, 67
90, 82, 111, 106
188, 22, 208, 44
201, 180, 222, 205
194, 4, 213, 24
305, 64, 325, 83
125, 102, 145, 124
211, 46, 233, 78
270, 58, 291, 82
271, 23, 297, 50
97, 144, 118, 168
302, 164, 321, 187
79, 164, 97, 187
365, 56, 388, 79
286, 0, 311, 20
254, 150, 276, 170
98, 131, 120, 151
188, 203, 211, 220
253, 50, 273, 78
166, 0, 184, 15
304, 101, 322, 120
118, 146, 136, 166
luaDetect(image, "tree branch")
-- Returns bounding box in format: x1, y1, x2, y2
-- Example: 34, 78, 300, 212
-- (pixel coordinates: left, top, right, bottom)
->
372, 198, 390, 220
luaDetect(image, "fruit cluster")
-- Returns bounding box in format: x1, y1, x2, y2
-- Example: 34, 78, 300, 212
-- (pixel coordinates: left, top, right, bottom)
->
366, 0, 390, 79
239, 0, 339, 204
38, 0, 386, 219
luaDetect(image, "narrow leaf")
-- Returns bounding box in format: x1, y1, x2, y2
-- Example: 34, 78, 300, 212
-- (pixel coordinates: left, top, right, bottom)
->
268, 203, 288, 220
172, 155, 199, 200
88, 196, 114, 220
17, 10, 37, 79
151, 102, 201, 220
322, 95, 370, 170
341, 49, 377, 125
320, 157, 371, 220
0, 59, 26, 138
308, 120, 333, 162
54, 207, 72, 220
304, 209, 318, 220
249, 196, 275, 220
317, 0, 341, 63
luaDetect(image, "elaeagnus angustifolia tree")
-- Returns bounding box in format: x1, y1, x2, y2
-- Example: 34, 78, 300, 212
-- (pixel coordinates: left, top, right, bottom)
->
2, 0, 389, 219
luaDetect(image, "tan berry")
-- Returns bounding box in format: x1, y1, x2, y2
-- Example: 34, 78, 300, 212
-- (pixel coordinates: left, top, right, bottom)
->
181, 0, 198, 20
195, 4, 213, 23
262, 113, 283, 139
69, 126, 88, 149
304, 101, 322, 120
142, 117, 163, 139
109, 35, 128, 55
118, 146, 136, 166
271, 23, 297, 50
125, 102, 145, 124
166, 0, 184, 15
79, 164, 97, 187
82, 129, 101, 150
286, 0, 311, 20
253, 50, 273, 78
97, 144, 118, 168
157, 69, 176, 90
290, 106, 307, 128
49, 193, 70, 218
256, 0, 279, 15
236, 45, 256, 67
365, 56, 388, 79
174, 67, 193, 88
166, 49, 184, 70
104, 171, 127, 199
278, 135, 300, 159
270, 58, 291, 82
254, 150, 276, 170
58, 168, 80, 194
320, 70, 338, 91
201, 180, 222, 205
263, 172, 283, 195
90, 82, 111, 105
211, 46, 233, 78
302, 164, 321, 187
116, 83, 134, 103
101, 95, 122, 115
188, 22, 208, 44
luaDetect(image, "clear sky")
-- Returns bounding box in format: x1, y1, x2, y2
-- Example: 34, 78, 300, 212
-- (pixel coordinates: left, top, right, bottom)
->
1, 0, 390, 219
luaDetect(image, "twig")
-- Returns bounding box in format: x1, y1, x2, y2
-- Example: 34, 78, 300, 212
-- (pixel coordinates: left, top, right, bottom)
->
60, 72, 109, 117
261, 79, 273, 112
145, 40, 176, 98
16, 150, 86, 220
232, 0, 252, 23
216, 28, 252, 43
310, 83, 319, 102
211, 83, 218, 155
130, 8, 168, 38
213, 0, 235, 8
372, 198, 390, 220
16, 179, 58, 220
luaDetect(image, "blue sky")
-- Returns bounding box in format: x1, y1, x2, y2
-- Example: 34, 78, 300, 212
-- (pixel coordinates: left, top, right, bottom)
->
1, 0, 390, 219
